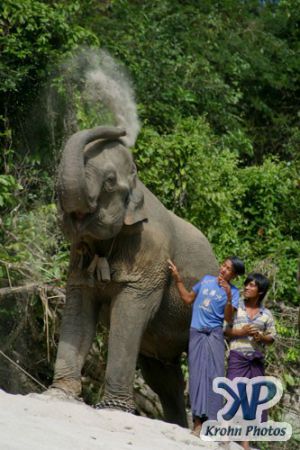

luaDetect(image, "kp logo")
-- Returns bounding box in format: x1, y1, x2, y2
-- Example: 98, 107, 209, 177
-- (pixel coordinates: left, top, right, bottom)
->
201, 377, 292, 442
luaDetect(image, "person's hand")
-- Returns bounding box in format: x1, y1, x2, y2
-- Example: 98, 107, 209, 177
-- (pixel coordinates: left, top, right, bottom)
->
240, 324, 259, 337
167, 259, 182, 283
253, 331, 264, 342
218, 275, 232, 299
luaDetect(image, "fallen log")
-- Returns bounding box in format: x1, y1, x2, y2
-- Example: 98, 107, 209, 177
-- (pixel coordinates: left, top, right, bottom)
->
0, 283, 65, 300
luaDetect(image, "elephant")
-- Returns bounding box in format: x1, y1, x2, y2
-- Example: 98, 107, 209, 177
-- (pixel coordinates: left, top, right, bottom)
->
51, 125, 218, 427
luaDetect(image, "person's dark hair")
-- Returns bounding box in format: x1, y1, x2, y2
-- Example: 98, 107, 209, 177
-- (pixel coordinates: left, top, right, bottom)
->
244, 272, 270, 303
227, 256, 245, 276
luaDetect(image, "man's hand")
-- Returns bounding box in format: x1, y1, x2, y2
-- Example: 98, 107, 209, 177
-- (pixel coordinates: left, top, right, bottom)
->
218, 275, 232, 300
167, 259, 196, 305
240, 324, 259, 337
253, 331, 264, 342
168, 259, 182, 283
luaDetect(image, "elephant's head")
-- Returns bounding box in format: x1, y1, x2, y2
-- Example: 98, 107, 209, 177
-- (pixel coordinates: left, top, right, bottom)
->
57, 126, 147, 240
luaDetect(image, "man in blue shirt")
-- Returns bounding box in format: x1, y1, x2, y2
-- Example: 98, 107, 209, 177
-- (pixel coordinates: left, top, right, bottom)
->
168, 256, 245, 436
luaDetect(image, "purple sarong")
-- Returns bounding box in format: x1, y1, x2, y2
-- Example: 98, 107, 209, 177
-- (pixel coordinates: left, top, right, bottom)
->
227, 349, 267, 422
188, 327, 224, 421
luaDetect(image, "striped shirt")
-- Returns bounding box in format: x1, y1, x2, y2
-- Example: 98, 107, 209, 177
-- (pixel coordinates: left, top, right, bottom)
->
227, 299, 276, 355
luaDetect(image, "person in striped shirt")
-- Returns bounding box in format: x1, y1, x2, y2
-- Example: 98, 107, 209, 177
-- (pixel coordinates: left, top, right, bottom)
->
225, 272, 276, 450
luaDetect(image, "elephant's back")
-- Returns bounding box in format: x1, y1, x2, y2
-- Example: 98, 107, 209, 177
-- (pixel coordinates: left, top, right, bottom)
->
140, 182, 217, 275
169, 211, 218, 285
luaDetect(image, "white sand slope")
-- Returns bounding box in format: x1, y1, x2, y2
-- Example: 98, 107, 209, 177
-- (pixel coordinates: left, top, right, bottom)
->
0, 390, 242, 450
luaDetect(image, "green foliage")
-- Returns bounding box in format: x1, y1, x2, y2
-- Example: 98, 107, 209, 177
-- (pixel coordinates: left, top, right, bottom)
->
272, 319, 300, 367
93, 0, 300, 161
135, 117, 243, 248
0, 174, 21, 208
0, 0, 97, 96
0, 204, 69, 286
0, 0, 99, 186
239, 159, 298, 240
235, 158, 300, 304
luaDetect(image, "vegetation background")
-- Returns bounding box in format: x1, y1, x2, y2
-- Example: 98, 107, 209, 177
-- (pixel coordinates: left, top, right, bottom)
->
0, 1, 299, 448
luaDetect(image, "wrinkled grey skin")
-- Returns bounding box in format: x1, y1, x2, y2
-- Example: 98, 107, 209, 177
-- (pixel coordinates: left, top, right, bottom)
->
52, 125, 218, 426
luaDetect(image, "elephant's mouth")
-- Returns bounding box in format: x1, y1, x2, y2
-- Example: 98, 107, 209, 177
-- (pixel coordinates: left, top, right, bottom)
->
67, 210, 123, 240
74, 211, 87, 221
70, 211, 94, 231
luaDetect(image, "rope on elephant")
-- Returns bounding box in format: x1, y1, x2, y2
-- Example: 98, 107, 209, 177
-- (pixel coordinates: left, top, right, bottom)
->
0, 349, 47, 391
94, 393, 136, 414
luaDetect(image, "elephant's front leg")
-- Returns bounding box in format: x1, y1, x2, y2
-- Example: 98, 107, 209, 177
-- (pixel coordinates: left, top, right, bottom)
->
98, 287, 162, 412
51, 286, 98, 396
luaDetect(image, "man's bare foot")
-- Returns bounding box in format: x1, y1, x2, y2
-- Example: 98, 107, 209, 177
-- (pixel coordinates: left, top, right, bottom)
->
190, 424, 201, 437
191, 417, 202, 437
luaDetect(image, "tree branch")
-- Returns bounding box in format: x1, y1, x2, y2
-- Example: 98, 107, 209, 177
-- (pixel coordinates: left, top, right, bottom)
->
0, 283, 65, 300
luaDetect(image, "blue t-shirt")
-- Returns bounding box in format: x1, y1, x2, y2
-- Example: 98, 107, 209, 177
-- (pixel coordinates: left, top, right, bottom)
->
191, 274, 239, 329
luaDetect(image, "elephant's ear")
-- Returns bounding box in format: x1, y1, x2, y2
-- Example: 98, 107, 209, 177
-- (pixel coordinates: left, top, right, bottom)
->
124, 188, 148, 225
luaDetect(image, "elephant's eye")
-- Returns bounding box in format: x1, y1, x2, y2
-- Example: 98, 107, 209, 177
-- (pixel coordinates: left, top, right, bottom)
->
124, 191, 130, 207
104, 173, 117, 191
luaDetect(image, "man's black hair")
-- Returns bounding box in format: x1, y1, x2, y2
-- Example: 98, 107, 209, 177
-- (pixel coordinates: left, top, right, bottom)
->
244, 272, 270, 303
227, 256, 245, 276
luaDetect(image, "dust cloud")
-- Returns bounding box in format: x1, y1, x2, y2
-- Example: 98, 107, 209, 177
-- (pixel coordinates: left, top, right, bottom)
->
49, 48, 140, 148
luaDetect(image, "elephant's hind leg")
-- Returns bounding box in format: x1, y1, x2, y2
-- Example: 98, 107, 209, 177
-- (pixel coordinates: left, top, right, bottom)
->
138, 354, 188, 427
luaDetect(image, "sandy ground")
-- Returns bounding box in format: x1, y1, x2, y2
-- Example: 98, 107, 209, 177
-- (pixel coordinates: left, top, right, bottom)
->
0, 389, 244, 450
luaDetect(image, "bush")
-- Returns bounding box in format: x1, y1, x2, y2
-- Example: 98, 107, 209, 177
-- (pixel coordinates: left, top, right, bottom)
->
0, 174, 21, 209
0, 204, 69, 287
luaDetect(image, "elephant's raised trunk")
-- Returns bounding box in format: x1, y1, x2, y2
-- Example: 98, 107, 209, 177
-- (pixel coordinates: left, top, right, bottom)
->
58, 126, 126, 213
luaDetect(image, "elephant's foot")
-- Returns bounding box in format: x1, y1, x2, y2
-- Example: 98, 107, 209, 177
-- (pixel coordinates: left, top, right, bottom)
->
94, 393, 136, 414
42, 387, 81, 403
45, 377, 82, 401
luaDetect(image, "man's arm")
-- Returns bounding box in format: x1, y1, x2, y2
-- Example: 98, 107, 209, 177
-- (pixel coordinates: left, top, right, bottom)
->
219, 276, 235, 323
254, 312, 276, 345
176, 280, 197, 305
224, 302, 235, 324
225, 325, 275, 345
168, 259, 197, 305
